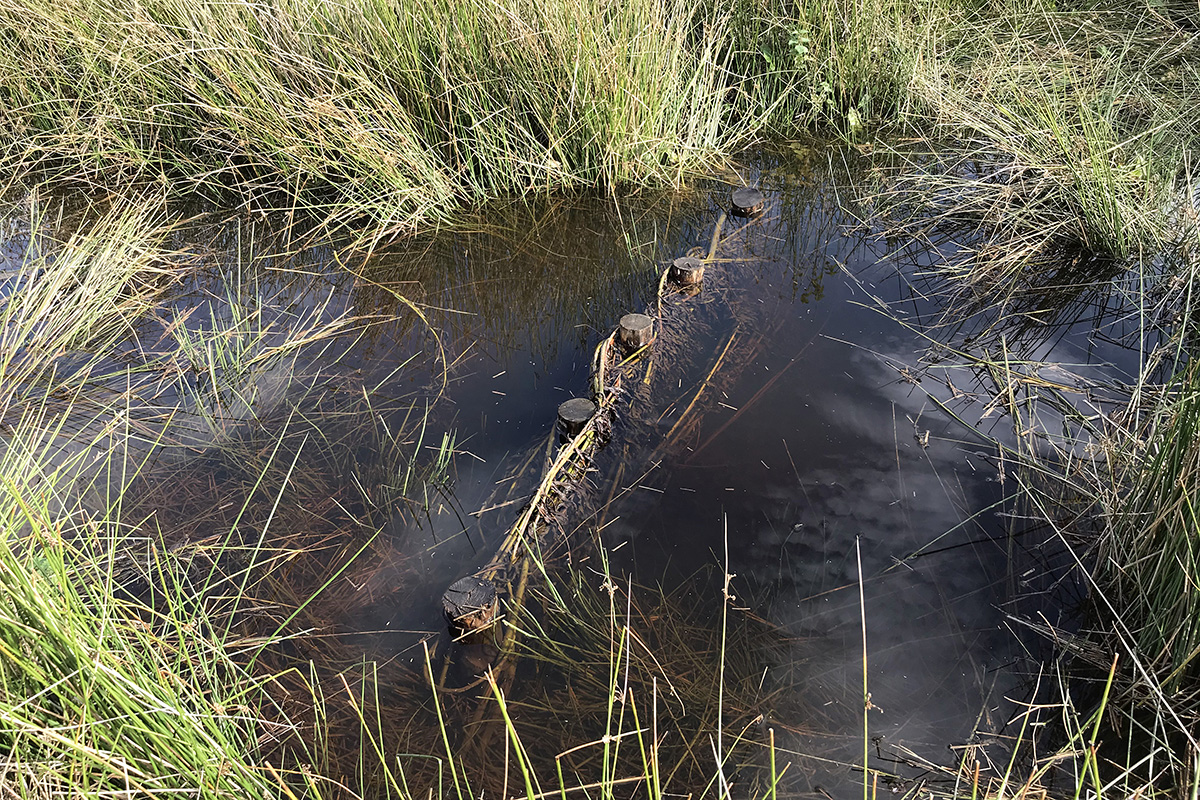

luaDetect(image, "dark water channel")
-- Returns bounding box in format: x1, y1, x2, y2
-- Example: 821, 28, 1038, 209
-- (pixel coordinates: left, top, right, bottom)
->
347, 148, 1098, 793
9, 146, 1145, 796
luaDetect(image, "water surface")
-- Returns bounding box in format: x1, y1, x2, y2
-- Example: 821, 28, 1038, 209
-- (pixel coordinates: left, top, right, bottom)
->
2, 145, 1136, 796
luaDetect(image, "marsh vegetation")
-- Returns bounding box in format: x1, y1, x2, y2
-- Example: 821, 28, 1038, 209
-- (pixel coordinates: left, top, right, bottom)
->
1, 0, 1199, 797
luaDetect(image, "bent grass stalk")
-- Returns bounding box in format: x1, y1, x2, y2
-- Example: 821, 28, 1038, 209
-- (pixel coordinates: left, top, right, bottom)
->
857, 535, 870, 800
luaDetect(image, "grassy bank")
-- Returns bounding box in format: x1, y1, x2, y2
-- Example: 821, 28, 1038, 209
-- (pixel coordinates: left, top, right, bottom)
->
1, 0, 747, 230
1, 0, 1194, 247
1093, 356, 1200, 693
0, 505, 305, 797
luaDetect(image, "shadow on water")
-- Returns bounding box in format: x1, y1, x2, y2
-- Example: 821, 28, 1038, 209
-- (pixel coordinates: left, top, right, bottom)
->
2, 144, 1148, 796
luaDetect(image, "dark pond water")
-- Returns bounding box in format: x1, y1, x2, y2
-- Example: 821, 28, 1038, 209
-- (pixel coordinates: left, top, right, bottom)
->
4, 145, 1144, 796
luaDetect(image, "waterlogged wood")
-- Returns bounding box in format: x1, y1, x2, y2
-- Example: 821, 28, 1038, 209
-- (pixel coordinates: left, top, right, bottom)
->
442, 576, 499, 636
558, 397, 597, 437
730, 186, 765, 217
618, 313, 655, 350
670, 256, 705, 285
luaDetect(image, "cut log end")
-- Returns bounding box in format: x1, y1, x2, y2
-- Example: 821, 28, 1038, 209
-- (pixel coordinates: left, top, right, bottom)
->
618, 313, 655, 351
442, 576, 499, 636
670, 256, 705, 286
558, 397, 597, 437
730, 187, 765, 217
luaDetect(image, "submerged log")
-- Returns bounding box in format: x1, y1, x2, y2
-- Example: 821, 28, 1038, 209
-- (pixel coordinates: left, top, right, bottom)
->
670, 256, 705, 286
618, 313, 655, 351
558, 397, 597, 437
730, 186, 765, 217
442, 576, 499, 637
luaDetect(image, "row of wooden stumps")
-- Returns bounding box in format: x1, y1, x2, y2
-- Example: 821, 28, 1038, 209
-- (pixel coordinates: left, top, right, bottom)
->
439, 186, 766, 650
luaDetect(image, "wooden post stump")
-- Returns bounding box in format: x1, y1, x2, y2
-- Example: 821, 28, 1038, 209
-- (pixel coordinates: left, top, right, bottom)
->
730, 187, 765, 217
558, 397, 597, 437
618, 313, 655, 351
670, 256, 705, 285
442, 576, 499, 638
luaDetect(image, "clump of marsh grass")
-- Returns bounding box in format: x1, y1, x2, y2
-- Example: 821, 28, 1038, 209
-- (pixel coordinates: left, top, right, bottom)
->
0, 396, 457, 799
1090, 356, 1200, 694
0, 0, 757, 231
1009, 472, 1200, 799
0, 430, 321, 799
728, 0, 970, 134
0, 192, 173, 423
0, 191, 183, 520
854, 2, 1200, 370
869, 5, 1196, 269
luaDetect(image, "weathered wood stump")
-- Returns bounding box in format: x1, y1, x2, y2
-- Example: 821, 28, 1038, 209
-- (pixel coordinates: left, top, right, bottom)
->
730, 186, 765, 217
670, 256, 705, 286
442, 576, 499, 638
618, 313, 655, 351
558, 397, 597, 437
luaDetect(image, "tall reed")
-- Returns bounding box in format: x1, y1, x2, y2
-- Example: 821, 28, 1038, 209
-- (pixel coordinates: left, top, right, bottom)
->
1095, 357, 1200, 691
3, 0, 1194, 264
0, 0, 752, 229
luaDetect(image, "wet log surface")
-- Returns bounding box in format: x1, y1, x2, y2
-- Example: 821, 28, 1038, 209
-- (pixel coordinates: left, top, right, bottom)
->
618, 313, 655, 350
442, 576, 499, 637
730, 186, 765, 217
437, 188, 779, 687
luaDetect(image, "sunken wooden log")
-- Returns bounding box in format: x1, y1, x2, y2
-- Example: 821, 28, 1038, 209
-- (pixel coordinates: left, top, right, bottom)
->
558, 397, 597, 437
670, 256, 705, 286
730, 186, 765, 217
618, 313, 655, 351
442, 576, 499, 638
